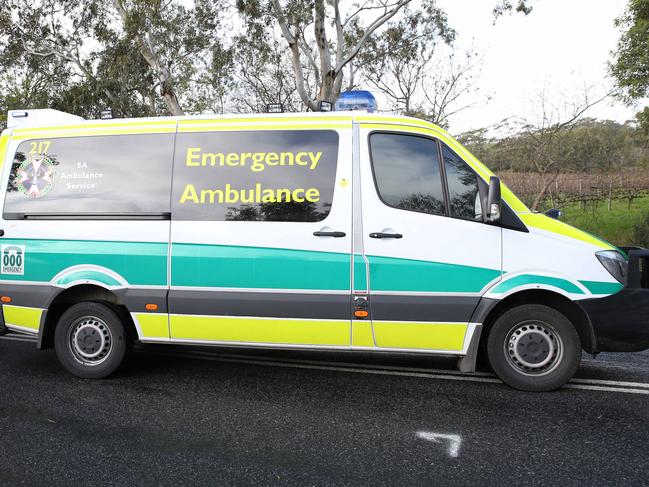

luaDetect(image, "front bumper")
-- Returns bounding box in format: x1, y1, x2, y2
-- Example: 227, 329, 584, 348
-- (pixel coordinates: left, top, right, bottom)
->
579, 249, 649, 352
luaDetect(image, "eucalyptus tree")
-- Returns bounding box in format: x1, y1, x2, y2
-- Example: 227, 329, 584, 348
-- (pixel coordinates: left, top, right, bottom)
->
0, 0, 227, 117
237, 0, 421, 111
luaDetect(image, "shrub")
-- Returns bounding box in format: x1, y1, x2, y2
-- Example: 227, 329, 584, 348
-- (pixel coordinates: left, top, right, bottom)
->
632, 212, 649, 247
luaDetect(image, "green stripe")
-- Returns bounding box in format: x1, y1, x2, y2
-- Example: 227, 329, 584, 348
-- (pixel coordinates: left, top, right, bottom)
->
0, 239, 167, 286
353, 253, 367, 291
579, 280, 624, 295
367, 255, 501, 293
172, 243, 350, 290
54, 270, 123, 287
492, 274, 584, 294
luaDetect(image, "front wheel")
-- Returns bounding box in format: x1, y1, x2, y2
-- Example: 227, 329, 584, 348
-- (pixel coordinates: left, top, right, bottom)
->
486, 304, 581, 391
54, 302, 129, 379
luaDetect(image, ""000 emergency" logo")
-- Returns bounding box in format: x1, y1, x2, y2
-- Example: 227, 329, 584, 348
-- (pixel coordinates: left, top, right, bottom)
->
1, 245, 25, 275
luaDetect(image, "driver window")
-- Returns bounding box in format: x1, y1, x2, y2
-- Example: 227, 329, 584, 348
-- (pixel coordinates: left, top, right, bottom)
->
369, 133, 447, 216
442, 144, 482, 221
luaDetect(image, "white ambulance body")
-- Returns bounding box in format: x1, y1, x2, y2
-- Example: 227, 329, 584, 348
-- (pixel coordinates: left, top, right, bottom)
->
0, 108, 646, 391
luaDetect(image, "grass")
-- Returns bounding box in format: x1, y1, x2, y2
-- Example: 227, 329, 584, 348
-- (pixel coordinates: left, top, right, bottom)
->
558, 195, 649, 247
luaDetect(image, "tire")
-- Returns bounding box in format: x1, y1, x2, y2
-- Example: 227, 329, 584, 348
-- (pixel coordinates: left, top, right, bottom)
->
54, 302, 129, 379
486, 304, 581, 392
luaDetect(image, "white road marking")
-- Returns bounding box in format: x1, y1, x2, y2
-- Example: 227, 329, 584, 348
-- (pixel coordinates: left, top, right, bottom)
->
0, 334, 36, 343
139, 349, 649, 395
569, 377, 649, 390
3, 336, 648, 394
416, 431, 462, 458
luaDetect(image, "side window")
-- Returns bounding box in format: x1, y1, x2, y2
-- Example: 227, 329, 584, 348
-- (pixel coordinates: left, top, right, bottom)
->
369, 133, 446, 216
171, 130, 339, 222
442, 144, 482, 221
3, 134, 174, 217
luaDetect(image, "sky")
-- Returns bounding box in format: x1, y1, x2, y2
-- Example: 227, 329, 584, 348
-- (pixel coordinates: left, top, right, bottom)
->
432, 0, 645, 134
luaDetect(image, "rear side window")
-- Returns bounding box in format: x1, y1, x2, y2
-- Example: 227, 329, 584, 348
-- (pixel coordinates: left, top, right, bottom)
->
3, 134, 174, 218
171, 130, 339, 221
369, 133, 446, 216
442, 144, 482, 221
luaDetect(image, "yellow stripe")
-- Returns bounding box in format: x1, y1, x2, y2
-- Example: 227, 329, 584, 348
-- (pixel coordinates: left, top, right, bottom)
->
372, 321, 467, 351
519, 213, 615, 249
178, 123, 349, 133
0, 133, 10, 174
352, 321, 375, 347
11, 119, 177, 134
12, 127, 176, 140
3, 305, 43, 332
179, 116, 353, 125
170, 315, 350, 346
134, 313, 169, 338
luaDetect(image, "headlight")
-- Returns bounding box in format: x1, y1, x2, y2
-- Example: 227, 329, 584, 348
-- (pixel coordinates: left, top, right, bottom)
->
596, 250, 627, 284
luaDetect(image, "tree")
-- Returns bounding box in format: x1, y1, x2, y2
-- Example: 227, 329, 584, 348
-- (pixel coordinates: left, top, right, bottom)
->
611, 0, 649, 101
492, 0, 533, 18
358, 6, 484, 128
0, 0, 226, 117
237, 0, 419, 111
611, 0, 649, 138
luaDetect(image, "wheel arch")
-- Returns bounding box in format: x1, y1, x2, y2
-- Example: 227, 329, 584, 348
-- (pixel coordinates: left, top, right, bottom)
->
474, 289, 597, 354
38, 284, 137, 350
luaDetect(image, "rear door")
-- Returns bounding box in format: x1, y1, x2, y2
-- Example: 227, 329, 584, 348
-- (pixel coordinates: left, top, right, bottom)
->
358, 125, 502, 354
168, 119, 353, 348
0, 123, 175, 337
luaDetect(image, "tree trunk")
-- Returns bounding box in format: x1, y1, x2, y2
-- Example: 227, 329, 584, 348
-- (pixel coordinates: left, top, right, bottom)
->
111, 0, 184, 116
531, 173, 556, 211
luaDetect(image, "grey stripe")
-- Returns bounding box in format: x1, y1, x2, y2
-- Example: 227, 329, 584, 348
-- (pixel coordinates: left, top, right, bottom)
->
0, 283, 57, 309
117, 288, 168, 313
169, 290, 351, 320
370, 295, 480, 322
0, 282, 167, 313
469, 297, 499, 324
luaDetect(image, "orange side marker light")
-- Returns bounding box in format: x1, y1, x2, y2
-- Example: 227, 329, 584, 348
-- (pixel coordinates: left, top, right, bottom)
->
354, 310, 369, 318
145, 303, 158, 311
1, 296, 11, 303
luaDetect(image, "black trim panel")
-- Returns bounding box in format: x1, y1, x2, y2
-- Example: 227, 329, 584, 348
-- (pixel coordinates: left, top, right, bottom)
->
579, 288, 649, 352
469, 297, 499, 324
0, 284, 57, 309
370, 294, 480, 322
5, 212, 171, 221
169, 290, 351, 320
117, 288, 169, 313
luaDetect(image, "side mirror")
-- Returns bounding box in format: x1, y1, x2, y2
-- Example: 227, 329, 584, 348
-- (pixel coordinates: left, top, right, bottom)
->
487, 176, 501, 223
544, 208, 562, 220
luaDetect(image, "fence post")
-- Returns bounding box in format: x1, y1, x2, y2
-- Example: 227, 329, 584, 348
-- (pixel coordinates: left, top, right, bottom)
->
607, 179, 613, 212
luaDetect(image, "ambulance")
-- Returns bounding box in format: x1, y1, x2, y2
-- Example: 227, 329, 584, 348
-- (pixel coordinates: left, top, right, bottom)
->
0, 107, 647, 391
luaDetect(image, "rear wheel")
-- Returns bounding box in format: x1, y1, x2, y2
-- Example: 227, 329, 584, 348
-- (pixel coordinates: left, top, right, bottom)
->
54, 302, 129, 379
486, 304, 581, 391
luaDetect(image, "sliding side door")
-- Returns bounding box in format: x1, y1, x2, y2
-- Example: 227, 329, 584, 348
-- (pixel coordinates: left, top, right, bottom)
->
168, 120, 353, 348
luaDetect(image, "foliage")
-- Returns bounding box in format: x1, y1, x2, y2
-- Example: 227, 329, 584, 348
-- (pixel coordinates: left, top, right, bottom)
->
0, 0, 228, 118
560, 195, 649, 247
632, 211, 649, 247
460, 118, 649, 174
611, 0, 649, 102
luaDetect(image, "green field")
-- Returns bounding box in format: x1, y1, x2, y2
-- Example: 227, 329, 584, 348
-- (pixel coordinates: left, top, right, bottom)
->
559, 195, 649, 247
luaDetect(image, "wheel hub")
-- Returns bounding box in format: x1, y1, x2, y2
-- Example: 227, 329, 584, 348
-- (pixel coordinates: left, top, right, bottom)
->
68, 317, 112, 366
505, 321, 563, 375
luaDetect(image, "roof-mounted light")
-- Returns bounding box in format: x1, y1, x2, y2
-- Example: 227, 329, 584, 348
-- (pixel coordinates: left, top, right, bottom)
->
266, 103, 284, 114
318, 100, 333, 112
335, 90, 378, 113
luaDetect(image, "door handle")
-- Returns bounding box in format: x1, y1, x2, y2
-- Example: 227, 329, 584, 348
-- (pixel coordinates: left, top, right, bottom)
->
369, 232, 403, 239
313, 231, 346, 238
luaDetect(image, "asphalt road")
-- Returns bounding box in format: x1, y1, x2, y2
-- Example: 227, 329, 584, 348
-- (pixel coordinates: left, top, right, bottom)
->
1, 334, 648, 486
